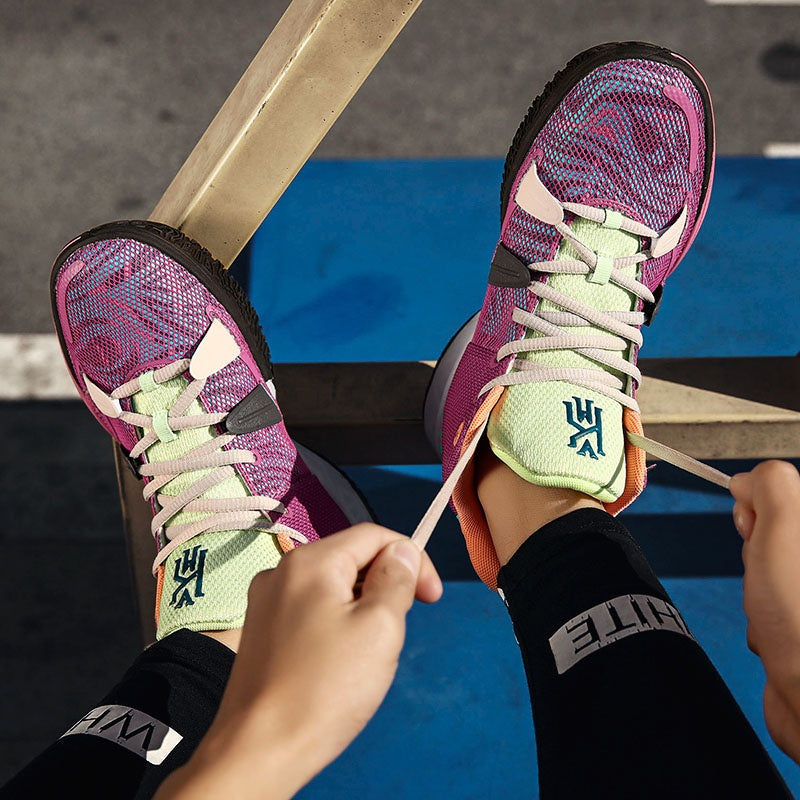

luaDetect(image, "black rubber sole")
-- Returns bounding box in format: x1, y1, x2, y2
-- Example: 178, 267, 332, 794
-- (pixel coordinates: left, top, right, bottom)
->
500, 41, 716, 223
49, 219, 273, 387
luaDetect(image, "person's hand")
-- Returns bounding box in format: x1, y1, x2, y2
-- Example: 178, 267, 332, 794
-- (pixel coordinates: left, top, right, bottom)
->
730, 461, 800, 764
156, 523, 442, 800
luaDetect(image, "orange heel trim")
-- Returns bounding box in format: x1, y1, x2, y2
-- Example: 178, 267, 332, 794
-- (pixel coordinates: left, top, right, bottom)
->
452, 386, 505, 590
605, 407, 647, 517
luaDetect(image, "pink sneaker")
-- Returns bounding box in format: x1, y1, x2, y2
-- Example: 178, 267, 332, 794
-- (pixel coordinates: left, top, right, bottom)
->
51, 220, 372, 638
423, 42, 715, 588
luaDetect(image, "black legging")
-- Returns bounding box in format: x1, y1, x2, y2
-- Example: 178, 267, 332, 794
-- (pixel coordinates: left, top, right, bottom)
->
497, 508, 790, 798
1, 509, 791, 798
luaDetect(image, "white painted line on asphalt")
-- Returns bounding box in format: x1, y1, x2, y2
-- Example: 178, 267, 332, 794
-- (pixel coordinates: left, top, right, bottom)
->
0, 333, 79, 399
764, 142, 800, 158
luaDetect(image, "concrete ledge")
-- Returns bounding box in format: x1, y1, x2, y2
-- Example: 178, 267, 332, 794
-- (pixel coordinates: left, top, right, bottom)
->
277, 356, 800, 463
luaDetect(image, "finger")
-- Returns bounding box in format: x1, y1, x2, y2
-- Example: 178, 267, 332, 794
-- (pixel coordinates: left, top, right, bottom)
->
732, 501, 756, 540
729, 472, 753, 504
315, 523, 410, 568
415, 552, 444, 604
354, 550, 441, 603
358, 539, 421, 618
308, 524, 442, 600
749, 460, 800, 513
745, 623, 760, 656
764, 682, 800, 763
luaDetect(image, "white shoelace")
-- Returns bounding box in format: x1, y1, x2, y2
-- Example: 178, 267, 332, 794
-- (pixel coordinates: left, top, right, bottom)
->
108, 360, 306, 574
480, 202, 657, 410
412, 201, 731, 550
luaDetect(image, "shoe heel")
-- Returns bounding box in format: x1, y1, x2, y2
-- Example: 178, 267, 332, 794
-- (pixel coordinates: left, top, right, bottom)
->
423, 313, 479, 459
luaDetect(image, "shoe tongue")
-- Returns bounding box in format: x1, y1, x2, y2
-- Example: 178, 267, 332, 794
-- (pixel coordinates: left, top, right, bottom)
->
156, 530, 282, 639
487, 216, 640, 502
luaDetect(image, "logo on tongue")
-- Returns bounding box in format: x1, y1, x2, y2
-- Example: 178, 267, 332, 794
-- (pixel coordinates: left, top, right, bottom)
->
564, 397, 605, 460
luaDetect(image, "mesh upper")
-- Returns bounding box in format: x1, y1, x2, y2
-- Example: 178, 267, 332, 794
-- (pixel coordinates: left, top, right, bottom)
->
59, 239, 220, 388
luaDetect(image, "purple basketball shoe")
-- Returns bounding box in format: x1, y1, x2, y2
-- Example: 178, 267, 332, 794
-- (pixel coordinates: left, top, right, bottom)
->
423, 43, 714, 588
51, 221, 372, 638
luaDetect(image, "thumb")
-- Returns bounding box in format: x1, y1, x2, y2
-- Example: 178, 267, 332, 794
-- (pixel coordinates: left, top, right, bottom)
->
359, 539, 421, 617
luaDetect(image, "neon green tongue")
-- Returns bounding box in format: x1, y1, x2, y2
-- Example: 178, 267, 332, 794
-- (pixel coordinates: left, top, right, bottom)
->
487, 218, 640, 501
132, 376, 282, 639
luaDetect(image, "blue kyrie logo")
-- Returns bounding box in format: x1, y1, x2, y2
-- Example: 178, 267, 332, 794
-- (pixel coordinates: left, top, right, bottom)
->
563, 396, 605, 460
170, 545, 208, 608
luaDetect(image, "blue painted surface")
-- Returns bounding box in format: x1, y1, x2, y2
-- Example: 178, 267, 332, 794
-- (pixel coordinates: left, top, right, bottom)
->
251, 157, 800, 361
648, 156, 800, 358
250, 157, 800, 796
251, 159, 497, 362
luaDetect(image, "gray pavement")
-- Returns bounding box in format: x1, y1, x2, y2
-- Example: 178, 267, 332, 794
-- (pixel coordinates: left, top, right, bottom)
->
1, 0, 799, 332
